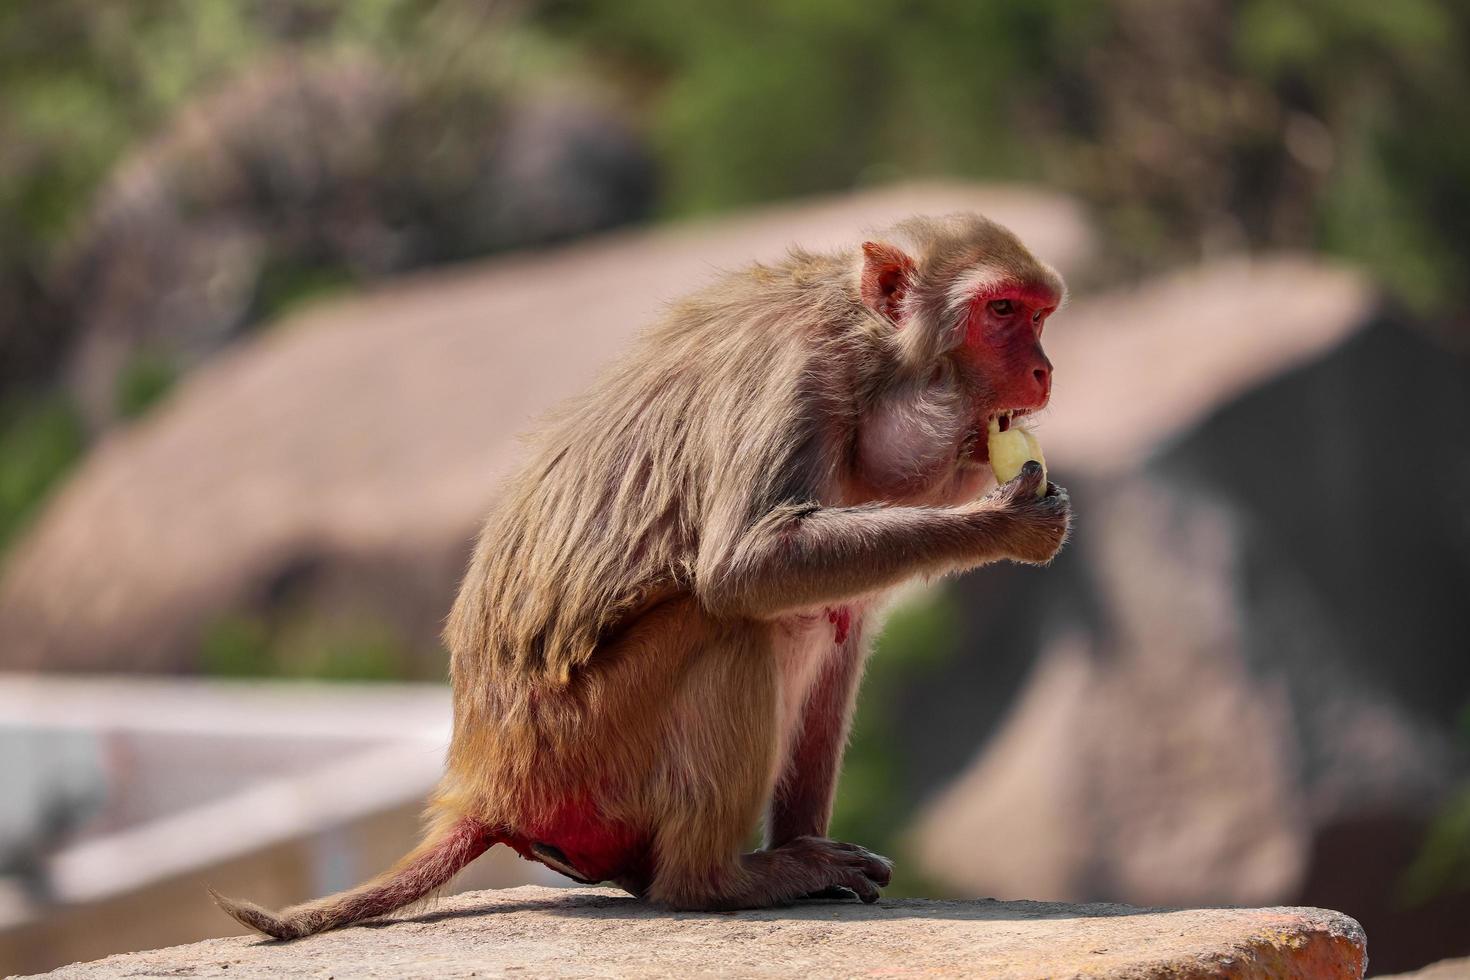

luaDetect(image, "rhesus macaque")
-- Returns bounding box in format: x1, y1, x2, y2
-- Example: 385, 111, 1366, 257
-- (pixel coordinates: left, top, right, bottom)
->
213, 213, 1071, 938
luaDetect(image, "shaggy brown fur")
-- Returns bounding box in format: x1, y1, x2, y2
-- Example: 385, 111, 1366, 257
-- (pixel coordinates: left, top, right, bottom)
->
213, 213, 1071, 937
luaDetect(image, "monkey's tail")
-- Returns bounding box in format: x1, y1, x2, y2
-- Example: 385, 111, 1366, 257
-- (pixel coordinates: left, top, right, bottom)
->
210, 814, 498, 940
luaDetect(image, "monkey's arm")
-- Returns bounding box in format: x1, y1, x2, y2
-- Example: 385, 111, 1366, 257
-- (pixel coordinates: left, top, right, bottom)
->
699, 464, 1067, 619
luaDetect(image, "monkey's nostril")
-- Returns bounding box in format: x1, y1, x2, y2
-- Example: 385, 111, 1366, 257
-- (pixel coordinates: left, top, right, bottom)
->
1033, 368, 1051, 397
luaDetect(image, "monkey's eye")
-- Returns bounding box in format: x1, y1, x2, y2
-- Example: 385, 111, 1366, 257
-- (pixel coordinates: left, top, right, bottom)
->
988, 299, 1015, 318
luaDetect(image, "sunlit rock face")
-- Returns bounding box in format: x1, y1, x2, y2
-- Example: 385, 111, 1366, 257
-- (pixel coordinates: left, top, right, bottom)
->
12, 886, 1369, 980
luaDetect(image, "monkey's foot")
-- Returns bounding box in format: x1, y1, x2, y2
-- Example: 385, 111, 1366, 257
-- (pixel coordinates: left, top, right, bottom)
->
777, 837, 893, 904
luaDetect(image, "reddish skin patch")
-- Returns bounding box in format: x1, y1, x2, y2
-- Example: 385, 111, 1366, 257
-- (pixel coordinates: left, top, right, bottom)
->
517, 607, 858, 885
969, 282, 1061, 317
507, 799, 649, 885
962, 285, 1059, 411
826, 606, 852, 645
859, 242, 915, 322
510, 606, 861, 889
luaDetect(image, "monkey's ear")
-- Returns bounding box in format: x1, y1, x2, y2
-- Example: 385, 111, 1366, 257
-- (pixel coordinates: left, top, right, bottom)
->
860, 242, 916, 325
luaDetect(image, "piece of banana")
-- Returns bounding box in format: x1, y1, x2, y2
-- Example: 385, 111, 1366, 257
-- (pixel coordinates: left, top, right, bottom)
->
987, 418, 1046, 496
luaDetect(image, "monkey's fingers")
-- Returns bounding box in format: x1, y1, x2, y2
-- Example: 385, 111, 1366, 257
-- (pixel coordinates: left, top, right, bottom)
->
1018, 460, 1047, 495
993, 460, 1046, 503
801, 885, 859, 901
1012, 477, 1068, 512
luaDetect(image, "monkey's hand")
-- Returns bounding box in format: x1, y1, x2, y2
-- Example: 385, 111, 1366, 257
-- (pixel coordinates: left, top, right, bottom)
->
974, 460, 1071, 565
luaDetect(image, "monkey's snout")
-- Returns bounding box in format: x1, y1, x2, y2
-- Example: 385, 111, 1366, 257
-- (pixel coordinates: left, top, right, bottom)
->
1031, 365, 1052, 402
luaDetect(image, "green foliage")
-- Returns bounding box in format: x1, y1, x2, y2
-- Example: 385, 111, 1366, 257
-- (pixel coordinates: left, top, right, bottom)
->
0, 0, 561, 388
251, 261, 358, 325
1399, 787, 1470, 907
539, 0, 1470, 319
0, 394, 85, 554
1236, 0, 1451, 80
1399, 706, 1470, 906
0, 0, 263, 247
278, 616, 408, 682
0, 0, 486, 236
199, 614, 277, 678
1235, 0, 1470, 312
539, 0, 1101, 216
199, 609, 415, 682
115, 350, 180, 420
0, 0, 265, 385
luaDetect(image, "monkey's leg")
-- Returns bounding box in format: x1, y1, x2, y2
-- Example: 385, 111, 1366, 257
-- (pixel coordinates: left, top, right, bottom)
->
701, 464, 1066, 619
644, 628, 891, 911
767, 623, 886, 901
766, 627, 867, 848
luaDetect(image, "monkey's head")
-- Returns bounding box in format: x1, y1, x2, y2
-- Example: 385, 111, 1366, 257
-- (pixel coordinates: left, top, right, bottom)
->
858, 214, 1064, 441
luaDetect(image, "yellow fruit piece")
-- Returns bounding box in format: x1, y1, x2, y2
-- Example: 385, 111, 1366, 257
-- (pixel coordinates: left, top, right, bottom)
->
987, 418, 1047, 496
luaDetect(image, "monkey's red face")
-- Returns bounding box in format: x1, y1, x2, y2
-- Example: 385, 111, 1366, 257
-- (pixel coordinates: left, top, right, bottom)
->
961, 282, 1057, 419
857, 243, 1059, 427
857, 238, 1064, 494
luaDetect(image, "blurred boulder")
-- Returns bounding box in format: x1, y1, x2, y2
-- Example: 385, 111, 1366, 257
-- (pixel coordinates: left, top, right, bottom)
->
61, 52, 655, 428
908, 311, 1470, 974
0, 181, 1093, 674
1378, 958, 1470, 980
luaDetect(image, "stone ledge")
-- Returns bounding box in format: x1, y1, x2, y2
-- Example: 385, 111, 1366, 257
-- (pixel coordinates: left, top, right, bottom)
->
24, 886, 1367, 979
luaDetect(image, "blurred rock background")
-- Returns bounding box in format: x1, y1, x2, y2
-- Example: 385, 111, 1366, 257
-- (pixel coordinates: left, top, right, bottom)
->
0, 0, 1466, 975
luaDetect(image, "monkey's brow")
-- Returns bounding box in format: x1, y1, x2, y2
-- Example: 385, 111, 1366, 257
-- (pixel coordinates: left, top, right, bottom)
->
945, 267, 1059, 316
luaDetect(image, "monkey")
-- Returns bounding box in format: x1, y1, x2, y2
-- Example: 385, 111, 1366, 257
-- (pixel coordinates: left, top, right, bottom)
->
211, 213, 1071, 939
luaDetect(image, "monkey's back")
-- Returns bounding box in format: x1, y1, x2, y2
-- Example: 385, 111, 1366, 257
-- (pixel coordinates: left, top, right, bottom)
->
430, 252, 867, 828
445, 250, 868, 693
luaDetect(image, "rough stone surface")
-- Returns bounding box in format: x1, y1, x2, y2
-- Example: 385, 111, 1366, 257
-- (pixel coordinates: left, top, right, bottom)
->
21, 886, 1367, 980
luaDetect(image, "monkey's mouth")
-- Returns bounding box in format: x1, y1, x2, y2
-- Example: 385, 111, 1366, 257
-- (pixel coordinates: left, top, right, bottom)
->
962, 409, 1032, 465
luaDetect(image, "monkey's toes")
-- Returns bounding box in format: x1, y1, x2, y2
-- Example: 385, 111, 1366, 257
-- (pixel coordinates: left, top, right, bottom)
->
826, 840, 894, 886
843, 871, 882, 903
785, 837, 894, 901
852, 847, 895, 889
